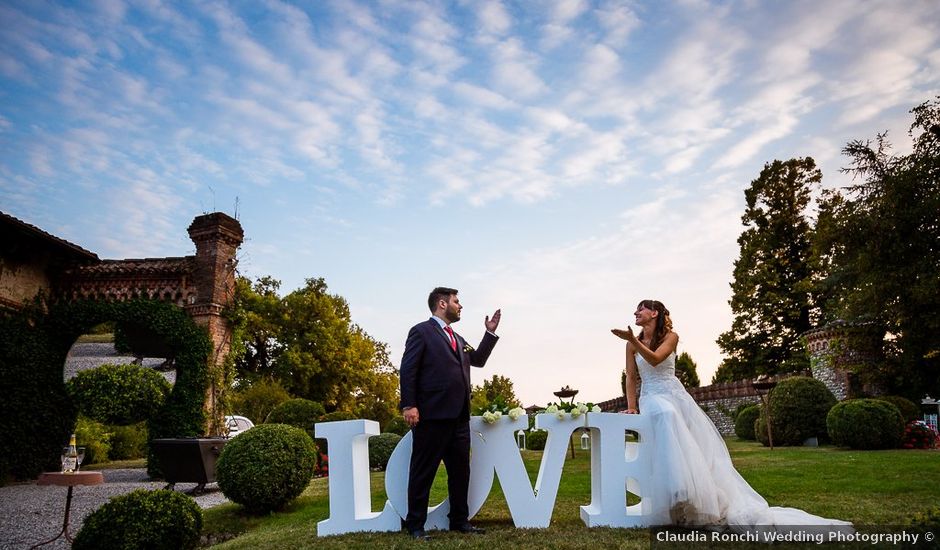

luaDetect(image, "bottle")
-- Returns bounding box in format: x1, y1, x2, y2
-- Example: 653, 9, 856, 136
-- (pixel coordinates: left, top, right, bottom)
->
63, 434, 78, 473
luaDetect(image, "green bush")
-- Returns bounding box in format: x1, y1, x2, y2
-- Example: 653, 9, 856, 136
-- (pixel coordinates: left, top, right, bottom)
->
72, 489, 202, 550
108, 422, 148, 460
734, 404, 761, 440
827, 399, 904, 449
369, 433, 402, 470
75, 416, 111, 466
230, 379, 291, 425
526, 429, 547, 450
216, 424, 317, 514
875, 395, 920, 423
383, 416, 410, 436
755, 377, 836, 447
67, 363, 171, 425
265, 398, 325, 439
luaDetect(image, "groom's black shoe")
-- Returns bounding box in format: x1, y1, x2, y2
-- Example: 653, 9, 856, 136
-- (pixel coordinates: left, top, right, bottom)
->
409, 529, 431, 541
450, 523, 485, 534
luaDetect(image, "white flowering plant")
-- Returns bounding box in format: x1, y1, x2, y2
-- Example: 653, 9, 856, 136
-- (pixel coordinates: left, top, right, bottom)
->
473, 396, 526, 425
543, 401, 602, 419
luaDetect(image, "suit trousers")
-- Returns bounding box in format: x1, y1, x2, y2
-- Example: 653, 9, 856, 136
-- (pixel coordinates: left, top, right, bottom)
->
404, 417, 471, 532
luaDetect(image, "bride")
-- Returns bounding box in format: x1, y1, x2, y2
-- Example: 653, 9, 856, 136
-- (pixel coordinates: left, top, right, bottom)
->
611, 299, 853, 531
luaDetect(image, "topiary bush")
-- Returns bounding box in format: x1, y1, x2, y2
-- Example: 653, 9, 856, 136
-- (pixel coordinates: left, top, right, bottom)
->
265, 398, 325, 439
525, 429, 547, 450
383, 416, 410, 436
369, 433, 402, 470
827, 399, 904, 449
72, 489, 202, 550
755, 377, 836, 447
734, 404, 761, 440
230, 379, 291, 425
875, 395, 920, 423
216, 424, 317, 514
67, 363, 171, 425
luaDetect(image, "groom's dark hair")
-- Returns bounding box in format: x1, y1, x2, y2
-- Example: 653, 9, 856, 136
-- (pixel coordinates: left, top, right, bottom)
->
428, 287, 459, 312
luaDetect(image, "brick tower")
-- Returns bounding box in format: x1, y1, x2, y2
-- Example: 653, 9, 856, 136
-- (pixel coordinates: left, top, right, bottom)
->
187, 213, 244, 435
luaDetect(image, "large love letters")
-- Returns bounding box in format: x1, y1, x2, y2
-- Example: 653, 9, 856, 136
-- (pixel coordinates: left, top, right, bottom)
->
315, 412, 660, 536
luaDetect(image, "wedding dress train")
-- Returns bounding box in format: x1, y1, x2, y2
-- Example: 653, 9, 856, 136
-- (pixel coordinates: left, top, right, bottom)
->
636, 352, 854, 532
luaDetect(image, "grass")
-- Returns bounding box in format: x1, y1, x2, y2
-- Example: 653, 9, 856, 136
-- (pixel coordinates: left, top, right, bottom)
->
201, 439, 940, 549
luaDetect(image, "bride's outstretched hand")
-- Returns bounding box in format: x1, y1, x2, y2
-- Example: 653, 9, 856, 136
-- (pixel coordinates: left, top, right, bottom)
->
611, 326, 637, 343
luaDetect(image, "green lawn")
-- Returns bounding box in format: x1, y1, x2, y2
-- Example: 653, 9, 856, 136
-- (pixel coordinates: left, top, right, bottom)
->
202, 439, 940, 549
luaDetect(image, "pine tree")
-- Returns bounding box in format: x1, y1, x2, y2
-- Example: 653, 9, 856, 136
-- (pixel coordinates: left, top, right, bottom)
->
714, 158, 820, 382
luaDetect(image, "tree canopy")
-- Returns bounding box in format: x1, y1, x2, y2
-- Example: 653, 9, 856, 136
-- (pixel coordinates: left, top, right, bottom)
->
470, 374, 522, 412
232, 276, 399, 426
813, 97, 940, 396
714, 158, 820, 382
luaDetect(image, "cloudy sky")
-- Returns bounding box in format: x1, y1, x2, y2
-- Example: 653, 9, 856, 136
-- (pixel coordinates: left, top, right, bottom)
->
2, 0, 939, 407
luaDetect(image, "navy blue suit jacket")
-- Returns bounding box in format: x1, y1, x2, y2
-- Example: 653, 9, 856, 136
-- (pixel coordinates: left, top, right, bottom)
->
399, 318, 499, 420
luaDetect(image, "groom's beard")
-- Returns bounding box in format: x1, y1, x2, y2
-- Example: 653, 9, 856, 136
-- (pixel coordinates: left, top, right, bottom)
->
445, 305, 461, 324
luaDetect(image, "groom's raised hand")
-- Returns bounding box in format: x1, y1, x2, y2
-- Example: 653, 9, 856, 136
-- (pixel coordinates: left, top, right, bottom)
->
485, 309, 501, 333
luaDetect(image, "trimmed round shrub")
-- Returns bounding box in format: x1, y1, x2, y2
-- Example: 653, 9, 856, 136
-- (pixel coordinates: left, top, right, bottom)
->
72, 489, 202, 550
755, 377, 836, 447
369, 433, 402, 470
875, 395, 920, 423
216, 424, 317, 514
384, 416, 410, 436
827, 399, 904, 449
525, 429, 547, 450
734, 404, 761, 440
67, 363, 171, 425
265, 398, 325, 439
230, 379, 291, 425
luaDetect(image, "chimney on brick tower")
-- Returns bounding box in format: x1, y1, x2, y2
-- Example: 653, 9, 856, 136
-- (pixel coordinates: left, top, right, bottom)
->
187, 212, 244, 435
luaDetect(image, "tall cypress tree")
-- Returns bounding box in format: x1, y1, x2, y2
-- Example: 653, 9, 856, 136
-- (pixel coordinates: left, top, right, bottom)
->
714, 158, 821, 383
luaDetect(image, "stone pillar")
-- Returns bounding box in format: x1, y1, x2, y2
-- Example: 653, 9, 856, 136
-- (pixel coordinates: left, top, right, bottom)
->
804, 321, 884, 400
187, 213, 244, 436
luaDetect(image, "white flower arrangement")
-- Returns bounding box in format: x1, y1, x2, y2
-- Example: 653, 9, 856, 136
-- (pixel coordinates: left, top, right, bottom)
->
478, 401, 527, 424
542, 401, 602, 419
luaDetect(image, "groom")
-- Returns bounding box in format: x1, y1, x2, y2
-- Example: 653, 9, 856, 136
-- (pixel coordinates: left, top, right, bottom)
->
399, 287, 501, 540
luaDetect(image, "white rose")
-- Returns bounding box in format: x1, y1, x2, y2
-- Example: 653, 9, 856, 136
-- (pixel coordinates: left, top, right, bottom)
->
546, 405, 558, 414
578, 403, 589, 414
570, 408, 582, 419
508, 407, 524, 420
556, 411, 565, 420
591, 405, 601, 413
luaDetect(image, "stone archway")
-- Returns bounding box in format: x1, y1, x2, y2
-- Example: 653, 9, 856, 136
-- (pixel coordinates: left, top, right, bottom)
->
58, 213, 244, 436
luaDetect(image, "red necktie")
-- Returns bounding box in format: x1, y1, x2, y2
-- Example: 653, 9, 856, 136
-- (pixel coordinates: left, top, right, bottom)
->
444, 326, 457, 352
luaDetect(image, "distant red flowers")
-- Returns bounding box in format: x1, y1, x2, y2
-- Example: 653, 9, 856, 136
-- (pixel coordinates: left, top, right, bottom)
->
901, 421, 939, 449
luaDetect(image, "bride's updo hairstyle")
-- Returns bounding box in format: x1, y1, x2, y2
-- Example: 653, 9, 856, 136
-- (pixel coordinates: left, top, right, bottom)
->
637, 299, 672, 351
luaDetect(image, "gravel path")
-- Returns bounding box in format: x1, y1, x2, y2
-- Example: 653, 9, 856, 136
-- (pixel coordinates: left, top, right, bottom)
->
0, 469, 229, 549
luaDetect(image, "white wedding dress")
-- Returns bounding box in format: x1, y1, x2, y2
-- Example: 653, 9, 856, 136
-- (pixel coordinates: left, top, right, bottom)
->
637, 352, 854, 532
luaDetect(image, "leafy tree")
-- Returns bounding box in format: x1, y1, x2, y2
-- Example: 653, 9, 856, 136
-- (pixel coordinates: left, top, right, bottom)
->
813, 97, 940, 396
714, 158, 820, 382
675, 352, 700, 387
470, 374, 522, 412
233, 276, 399, 423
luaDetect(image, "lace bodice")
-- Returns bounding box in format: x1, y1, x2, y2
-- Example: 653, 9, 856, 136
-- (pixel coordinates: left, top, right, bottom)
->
636, 352, 687, 397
